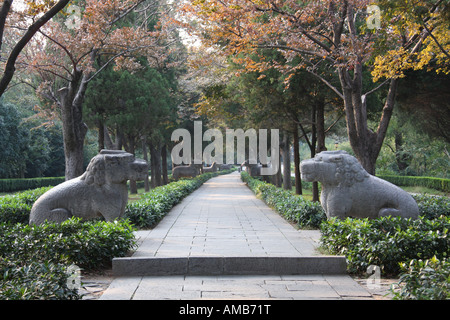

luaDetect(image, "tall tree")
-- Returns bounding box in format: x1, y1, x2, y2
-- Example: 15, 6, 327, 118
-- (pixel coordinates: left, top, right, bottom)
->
182, 0, 449, 174
25, 0, 169, 179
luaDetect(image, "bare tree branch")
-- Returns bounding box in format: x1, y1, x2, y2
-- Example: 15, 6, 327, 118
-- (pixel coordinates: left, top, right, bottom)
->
0, 0, 71, 96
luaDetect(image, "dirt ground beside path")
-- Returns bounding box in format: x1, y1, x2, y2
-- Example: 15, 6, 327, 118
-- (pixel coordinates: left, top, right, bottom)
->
80, 269, 114, 300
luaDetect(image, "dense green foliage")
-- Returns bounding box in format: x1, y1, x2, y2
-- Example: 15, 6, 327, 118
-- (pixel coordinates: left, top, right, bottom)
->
0, 101, 65, 179
319, 193, 450, 299
241, 171, 326, 229
0, 218, 136, 300
125, 169, 235, 229
0, 187, 51, 224
320, 215, 449, 275
0, 259, 82, 300
0, 218, 136, 270
392, 257, 450, 300
413, 194, 450, 219
0, 185, 138, 299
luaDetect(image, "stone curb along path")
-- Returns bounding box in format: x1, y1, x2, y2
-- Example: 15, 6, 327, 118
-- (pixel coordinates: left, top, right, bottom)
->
99, 172, 376, 300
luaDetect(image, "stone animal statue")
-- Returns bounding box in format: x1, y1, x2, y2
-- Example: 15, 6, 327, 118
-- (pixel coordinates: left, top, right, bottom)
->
219, 164, 233, 171
300, 151, 419, 220
240, 160, 262, 177
203, 162, 219, 173
29, 150, 148, 226
172, 163, 200, 180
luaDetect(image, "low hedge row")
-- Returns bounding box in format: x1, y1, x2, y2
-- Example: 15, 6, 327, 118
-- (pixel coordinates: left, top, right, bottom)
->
241, 172, 326, 229
0, 218, 136, 270
0, 218, 136, 300
320, 215, 449, 275
0, 177, 65, 193
378, 175, 450, 193
125, 169, 235, 229
0, 187, 51, 224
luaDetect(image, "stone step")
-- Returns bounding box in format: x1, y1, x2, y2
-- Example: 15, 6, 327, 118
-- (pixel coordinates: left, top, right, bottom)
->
112, 256, 347, 277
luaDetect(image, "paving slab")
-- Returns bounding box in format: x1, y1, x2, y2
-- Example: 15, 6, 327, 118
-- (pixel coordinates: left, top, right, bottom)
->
100, 172, 374, 300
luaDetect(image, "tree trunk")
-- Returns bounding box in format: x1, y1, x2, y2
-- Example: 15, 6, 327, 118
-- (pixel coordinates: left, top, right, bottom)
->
59, 70, 89, 180
124, 137, 137, 194
281, 132, 292, 191
98, 119, 105, 152
339, 67, 399, 175
142, 138, 150, 192
161, 144, 169, 185
150, 141, 162, 188
316, 98, 327, 154
271, 145, 282, 187
395, 131, 410, 172
292, 123, 302, 195
310, 104, 319, 202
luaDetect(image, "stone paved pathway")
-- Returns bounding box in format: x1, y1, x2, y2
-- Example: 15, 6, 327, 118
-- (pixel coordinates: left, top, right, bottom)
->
99, 172, 378, 300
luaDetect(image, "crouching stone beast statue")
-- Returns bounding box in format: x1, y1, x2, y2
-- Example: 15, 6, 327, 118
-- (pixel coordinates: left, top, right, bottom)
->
29, 150, 148, 226
300, 151, 419, 220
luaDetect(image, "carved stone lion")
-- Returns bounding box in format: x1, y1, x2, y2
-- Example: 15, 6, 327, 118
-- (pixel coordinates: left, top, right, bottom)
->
172, 163, 200, 180
240, 159, 262, 177
29, 150, 148, 226
203, 162, 219, 173
300, 151, 419, 220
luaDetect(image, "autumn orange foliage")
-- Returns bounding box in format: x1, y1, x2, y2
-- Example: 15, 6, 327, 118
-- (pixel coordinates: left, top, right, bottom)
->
180, 0, 449, 174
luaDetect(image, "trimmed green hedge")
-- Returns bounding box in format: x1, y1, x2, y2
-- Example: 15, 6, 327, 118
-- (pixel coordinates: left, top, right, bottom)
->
0, 177, 65, 193
0, 259, 82, 300
0, 218, 136, 270
0, 218, 136, 300
378, 175, 450, 193
241, 172, 326, 229
320, 215, 450, 275
0, 187, 52, 224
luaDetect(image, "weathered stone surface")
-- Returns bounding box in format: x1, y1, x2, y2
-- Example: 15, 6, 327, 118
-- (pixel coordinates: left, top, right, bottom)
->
202, 162, 218, 173
219, 164, 233, 170
172, 163, 200, 180
300, 151, 419, 219
240, 159, 262, 177
29, 150, 148, 225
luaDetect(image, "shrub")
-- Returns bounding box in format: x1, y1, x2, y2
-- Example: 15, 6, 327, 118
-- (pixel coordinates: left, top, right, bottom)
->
0, 177, 65, 193
241, 171, 326, 229
0, 218, 136, 270
0, 259, 82, 300
392, 257, 450, 300
320, 216, 450, 275
0, 187, 51, 225
378, 175, 450, 193
413, 194, 450, 219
